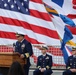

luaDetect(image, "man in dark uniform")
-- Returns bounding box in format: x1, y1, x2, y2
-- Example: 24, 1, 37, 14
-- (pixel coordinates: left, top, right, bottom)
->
63, 46, 76, 75
33, 45, 53, 75
15, 32, 33, 75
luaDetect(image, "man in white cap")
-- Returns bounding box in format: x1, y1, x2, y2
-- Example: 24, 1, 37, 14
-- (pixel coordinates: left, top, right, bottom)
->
15, 32, 33, 75
63, 46, 76, 75
33, 45, 53, 75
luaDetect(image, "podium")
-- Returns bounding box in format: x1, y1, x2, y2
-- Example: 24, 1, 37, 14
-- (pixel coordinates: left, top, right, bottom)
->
0, 52, 26, 67
0, 52, 26, 75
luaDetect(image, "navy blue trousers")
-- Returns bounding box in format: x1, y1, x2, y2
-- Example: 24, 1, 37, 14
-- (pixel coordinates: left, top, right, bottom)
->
33, 69, 53, 75
23, 65, 30, 75
63, 69, 76, 75
0, 73, 3, 75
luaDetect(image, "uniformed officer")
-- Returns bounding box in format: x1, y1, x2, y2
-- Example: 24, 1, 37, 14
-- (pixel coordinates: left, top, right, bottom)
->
33, 45, 53, 75
15, 32, 33, 75
63, 46, 76, 75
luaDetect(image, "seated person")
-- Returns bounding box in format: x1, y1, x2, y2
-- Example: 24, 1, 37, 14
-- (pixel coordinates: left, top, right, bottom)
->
33, 45, 53, 75
63, 46, 76, 75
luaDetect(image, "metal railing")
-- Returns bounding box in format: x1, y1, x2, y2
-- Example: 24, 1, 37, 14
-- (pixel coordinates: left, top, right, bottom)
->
0, 44, 66, 69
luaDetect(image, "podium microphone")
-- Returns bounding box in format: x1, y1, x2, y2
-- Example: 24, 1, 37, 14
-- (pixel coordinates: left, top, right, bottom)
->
13, 43, 16, 52
13, 43, 16, 47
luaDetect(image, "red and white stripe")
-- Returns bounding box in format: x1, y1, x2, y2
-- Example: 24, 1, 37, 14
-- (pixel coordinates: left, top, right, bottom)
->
0, 0, 60, 45
0, 0, 76, 66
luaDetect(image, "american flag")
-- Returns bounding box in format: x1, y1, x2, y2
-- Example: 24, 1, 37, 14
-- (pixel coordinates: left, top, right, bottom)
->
0, 0, 76, 65
0, 0, 60, 45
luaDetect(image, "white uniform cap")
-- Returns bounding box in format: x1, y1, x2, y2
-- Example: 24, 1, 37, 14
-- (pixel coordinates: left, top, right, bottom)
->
41, 44, 48, 50
16, 32, 25, 36
72, 46, 76, 51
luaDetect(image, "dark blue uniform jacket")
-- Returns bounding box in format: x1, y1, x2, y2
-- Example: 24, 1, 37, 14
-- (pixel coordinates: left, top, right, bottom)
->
37, 54, 52, 69
66, 55, 76, 69
15, 39, 33, 66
